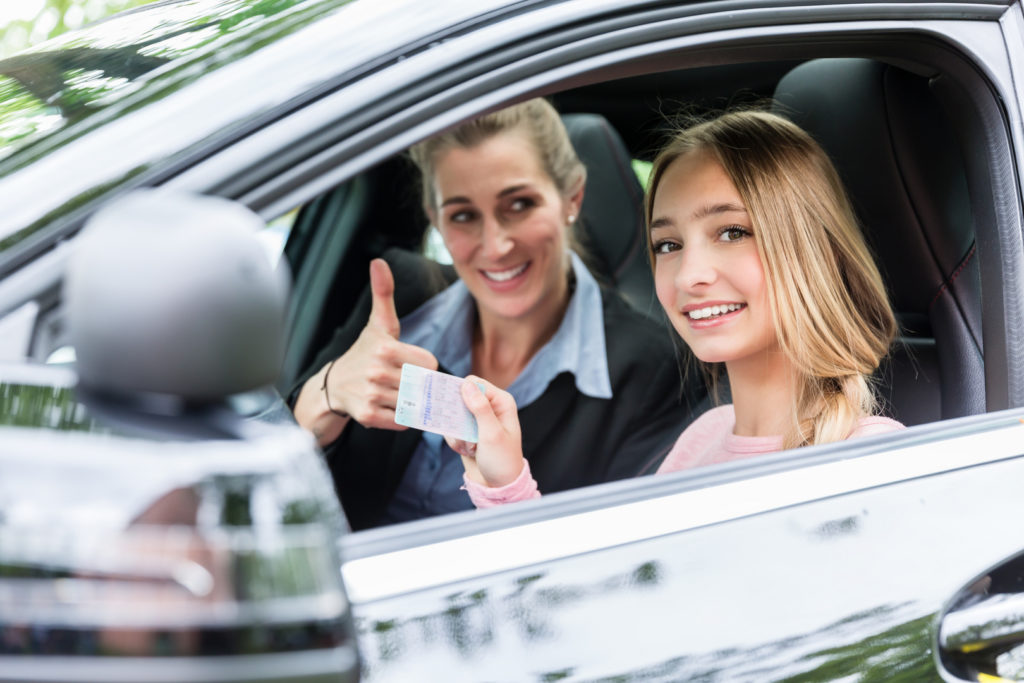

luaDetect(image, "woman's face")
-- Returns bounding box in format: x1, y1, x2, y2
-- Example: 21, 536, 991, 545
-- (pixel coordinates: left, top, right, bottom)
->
429, 131, 579, 324
649, 151, 777, 365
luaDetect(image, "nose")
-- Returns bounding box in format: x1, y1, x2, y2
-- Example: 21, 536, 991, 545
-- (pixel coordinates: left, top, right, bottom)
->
480, 217, 514, 260
674, 243, 717, 292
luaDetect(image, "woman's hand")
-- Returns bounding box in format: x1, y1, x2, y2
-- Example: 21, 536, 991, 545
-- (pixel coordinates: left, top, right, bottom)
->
446, 376, 524, 488
295, 258, 438, 445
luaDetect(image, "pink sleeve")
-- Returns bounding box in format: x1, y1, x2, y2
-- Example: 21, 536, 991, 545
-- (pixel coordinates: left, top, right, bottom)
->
463, 460, 541, 508
850, 415, 906, 438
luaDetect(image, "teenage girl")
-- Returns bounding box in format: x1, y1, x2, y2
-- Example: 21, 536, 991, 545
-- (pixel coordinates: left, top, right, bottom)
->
445, 110, 904, 506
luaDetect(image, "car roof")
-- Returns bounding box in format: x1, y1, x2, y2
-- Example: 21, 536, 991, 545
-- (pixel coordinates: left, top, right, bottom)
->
0, 0, 522, 271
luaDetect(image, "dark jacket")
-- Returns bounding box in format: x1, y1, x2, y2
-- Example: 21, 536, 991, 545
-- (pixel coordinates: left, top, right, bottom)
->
294, 249, 701, 530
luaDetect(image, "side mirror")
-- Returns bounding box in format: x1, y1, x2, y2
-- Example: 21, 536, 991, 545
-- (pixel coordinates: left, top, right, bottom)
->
65, 189, 291, 438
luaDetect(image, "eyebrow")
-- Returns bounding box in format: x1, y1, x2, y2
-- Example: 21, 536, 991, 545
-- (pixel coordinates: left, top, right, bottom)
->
693, 202, 748, 220
440, 184, 532, 208
649, 202, 748, 232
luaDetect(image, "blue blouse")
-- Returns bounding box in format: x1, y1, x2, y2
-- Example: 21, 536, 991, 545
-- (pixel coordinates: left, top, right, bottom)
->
382, 251, 612, 523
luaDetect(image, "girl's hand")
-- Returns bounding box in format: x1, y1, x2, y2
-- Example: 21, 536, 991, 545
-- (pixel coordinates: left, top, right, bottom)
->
446, 376, 524, 487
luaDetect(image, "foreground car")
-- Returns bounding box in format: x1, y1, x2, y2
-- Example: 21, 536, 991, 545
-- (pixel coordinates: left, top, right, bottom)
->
3, 0, 1024, 680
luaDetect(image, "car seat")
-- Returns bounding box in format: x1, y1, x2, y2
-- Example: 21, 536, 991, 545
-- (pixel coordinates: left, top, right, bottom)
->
772, 58, 984, 426
562, 113, 662, 320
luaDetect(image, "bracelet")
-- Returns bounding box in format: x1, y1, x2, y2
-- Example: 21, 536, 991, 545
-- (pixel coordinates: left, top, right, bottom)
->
321, 357, 349, 418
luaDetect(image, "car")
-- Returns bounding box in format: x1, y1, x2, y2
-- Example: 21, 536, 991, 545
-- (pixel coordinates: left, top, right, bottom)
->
3, 0, 1024, 680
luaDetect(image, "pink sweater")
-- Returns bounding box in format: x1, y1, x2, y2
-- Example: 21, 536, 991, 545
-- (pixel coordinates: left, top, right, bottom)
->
464, 404, 905, 508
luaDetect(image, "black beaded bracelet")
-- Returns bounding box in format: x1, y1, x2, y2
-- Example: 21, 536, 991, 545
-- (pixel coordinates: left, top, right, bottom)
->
321, 357, 349, 418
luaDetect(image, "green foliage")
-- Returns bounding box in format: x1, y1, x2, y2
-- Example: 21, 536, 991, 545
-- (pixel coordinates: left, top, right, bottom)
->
0, 0, 156, 59
0, 381, 99, 431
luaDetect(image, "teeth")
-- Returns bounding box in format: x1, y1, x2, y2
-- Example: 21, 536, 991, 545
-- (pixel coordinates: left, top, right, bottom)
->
687, 303, 742, 320
483, 263, 528, 282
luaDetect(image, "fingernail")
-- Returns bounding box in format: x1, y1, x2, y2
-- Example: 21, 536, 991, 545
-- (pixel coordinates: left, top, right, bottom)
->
475, 382, 486, 394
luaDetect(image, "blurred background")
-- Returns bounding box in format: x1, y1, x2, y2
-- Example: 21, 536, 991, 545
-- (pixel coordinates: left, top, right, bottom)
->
0, 0, 155, 58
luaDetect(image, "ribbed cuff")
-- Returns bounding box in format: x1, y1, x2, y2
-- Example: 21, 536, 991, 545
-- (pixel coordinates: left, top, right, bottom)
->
463, 460, 541, 508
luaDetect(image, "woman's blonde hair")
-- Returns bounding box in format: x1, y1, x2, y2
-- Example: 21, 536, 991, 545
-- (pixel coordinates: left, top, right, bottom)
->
408, 98, 586, 213
644, 110, 897, 449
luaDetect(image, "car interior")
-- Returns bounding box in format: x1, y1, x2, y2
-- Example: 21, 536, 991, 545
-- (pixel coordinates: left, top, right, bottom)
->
277, 55, 983, 441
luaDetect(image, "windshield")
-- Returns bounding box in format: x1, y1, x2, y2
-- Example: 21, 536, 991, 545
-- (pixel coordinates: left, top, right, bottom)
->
0, 0, 348, 172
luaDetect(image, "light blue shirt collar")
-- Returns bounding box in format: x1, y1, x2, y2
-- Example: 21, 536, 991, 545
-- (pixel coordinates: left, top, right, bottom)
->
399, 251, 612, 409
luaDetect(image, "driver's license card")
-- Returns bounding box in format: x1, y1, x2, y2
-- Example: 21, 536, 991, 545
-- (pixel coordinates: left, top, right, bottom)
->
394, 364, 479, 443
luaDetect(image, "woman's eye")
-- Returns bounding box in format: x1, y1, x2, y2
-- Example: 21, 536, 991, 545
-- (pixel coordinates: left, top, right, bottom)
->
449, 210, 477, 224
508, 197, 535, 213
720, 226, 752, 242
653, 240, 680, 255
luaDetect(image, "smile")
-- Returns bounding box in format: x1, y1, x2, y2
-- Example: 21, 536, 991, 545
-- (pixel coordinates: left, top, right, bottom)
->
685, 303, 745, 320
482, 262, 529, 282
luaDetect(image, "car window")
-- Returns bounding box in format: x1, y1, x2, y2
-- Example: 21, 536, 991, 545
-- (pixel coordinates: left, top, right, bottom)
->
277, 48, 998, 540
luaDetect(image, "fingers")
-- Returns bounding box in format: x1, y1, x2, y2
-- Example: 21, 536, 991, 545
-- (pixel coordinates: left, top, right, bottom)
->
458, 375, 524, 488
368, 258, 400, 338
462, 376, 519, 435
397, 342, 438, 372
445, 436, 477, 458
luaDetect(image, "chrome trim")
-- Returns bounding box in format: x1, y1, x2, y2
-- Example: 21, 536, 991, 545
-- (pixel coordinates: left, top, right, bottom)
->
0, 646, 359, 683
342, 417, 1024, 603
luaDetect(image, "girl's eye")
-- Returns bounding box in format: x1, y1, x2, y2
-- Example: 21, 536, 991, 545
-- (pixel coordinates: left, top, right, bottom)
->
652, 239, 681, 255
719, 226, 752, 242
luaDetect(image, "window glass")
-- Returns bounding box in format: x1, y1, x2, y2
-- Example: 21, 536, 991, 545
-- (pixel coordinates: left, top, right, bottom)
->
423, 226, 453, 265
260, 207, 299, 268
632, 158, 653, 190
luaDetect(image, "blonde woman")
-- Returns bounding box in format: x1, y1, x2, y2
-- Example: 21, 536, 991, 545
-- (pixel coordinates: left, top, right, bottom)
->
449, 110, 904, 506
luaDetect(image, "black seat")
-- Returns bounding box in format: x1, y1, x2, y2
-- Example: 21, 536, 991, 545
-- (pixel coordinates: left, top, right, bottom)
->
562, 113, 661, 319
772, 58, 984, 426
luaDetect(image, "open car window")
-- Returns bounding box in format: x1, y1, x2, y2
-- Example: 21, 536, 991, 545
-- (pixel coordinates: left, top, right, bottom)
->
263, 52, 993, 533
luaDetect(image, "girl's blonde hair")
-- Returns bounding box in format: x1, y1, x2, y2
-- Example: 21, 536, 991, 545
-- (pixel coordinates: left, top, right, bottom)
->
644, 110, 897, 448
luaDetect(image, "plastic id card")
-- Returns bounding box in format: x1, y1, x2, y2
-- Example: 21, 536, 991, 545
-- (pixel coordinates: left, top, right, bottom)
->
394, 364, 479, 443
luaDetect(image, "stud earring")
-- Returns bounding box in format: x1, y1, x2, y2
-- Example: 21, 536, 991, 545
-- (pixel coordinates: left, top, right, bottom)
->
567, 214, 576, 224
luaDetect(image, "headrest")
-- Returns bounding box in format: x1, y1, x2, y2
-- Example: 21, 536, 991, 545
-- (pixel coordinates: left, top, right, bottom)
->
562, 113, 658, 316
772, 59, 976, 334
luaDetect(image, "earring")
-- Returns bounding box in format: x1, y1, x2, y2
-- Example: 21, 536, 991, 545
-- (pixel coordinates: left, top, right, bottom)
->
567, 214, 576, 224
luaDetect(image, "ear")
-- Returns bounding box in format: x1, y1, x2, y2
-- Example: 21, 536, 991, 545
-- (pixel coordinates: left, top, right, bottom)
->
566, 175, 585, 220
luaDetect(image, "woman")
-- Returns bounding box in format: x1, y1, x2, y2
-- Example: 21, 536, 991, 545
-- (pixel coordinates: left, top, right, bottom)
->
292, 98, 693, 529
450, 110, 904, 506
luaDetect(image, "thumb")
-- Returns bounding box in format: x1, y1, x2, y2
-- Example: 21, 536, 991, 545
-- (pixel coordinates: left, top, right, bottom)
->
368, 258, 400, 338
461, 381, 503, 439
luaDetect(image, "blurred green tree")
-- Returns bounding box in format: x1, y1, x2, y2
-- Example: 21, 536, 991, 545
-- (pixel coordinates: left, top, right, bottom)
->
0, 0, 155, 59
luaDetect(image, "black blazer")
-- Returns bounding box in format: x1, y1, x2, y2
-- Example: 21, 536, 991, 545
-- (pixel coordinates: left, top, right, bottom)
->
294, 249, 701, 530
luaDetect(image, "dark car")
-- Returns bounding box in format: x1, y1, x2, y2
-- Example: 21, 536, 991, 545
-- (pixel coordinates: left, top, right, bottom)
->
3, 0, 1024, 680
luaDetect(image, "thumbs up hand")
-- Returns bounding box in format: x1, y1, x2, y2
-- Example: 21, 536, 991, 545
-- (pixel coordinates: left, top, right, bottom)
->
320, 258, 438, 431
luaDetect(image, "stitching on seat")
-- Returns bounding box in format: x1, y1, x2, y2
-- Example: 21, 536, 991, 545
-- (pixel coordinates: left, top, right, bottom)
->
929, 242, 976, 310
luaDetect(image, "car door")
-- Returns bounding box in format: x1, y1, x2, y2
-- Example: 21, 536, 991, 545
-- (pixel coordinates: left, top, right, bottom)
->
339, 409, 1024, 681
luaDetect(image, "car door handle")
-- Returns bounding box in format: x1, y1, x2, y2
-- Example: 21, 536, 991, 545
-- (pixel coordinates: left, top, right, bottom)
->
938, 564, 1024, 682
940, 592, 1024, 653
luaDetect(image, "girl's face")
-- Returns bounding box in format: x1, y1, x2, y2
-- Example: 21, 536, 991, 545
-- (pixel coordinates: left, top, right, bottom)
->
429, 131, 579, 323
650, 151, 777, 365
